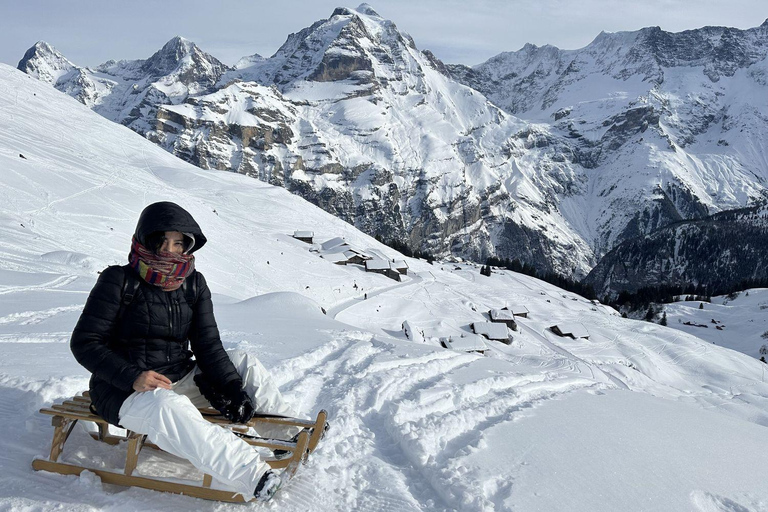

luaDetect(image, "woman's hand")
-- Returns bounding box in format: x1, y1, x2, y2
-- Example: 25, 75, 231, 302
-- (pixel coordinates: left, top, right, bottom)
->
133, 370, 172, 392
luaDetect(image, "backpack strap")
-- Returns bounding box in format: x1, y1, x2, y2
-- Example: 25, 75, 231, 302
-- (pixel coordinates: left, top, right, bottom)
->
117, 265, 140, 322
182, 271, 199, 308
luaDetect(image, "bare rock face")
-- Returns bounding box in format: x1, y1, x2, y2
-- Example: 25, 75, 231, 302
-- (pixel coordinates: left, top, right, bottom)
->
17, 41, 74, 84
584, 201, 768, 296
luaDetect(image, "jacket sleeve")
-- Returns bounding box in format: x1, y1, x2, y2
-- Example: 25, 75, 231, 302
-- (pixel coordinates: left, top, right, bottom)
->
70, 266, 144, 391
188, 272, 242, 389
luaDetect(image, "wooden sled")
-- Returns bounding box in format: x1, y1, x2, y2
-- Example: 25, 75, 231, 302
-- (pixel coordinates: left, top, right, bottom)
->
32, 391, 328, 503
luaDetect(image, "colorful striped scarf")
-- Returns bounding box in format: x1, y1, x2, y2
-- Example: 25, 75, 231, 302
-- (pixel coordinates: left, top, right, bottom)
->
128, 236, 195, 291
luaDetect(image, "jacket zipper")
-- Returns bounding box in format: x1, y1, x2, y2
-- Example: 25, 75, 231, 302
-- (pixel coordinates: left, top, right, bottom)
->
167, 295, 173, 362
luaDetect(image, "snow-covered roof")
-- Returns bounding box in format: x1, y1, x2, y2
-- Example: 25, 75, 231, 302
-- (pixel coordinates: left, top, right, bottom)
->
344, 250, 370, 260
392, 260, 408, 269
293, 230, 314, 238
472, 322, 510, 340
552, 323, 589, 339
321, 237, 346, 251
401, 320, 424, 343
366, 259, 391, 270
319, 252, 348, 263
507, 305, 529, 315
443, 334, 486, 353
489, 309, 515, 321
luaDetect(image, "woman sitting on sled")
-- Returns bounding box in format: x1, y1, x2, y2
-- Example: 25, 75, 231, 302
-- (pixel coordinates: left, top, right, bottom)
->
70, 201, 297, 501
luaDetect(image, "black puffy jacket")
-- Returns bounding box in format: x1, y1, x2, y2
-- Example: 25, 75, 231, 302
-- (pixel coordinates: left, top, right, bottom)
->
70, 202, 242, 426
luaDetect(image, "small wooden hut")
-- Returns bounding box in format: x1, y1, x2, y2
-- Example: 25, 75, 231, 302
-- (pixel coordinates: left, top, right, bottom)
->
440, 334, 486, 354
392, 260, 409, 275
292, 230, 314, 243
488, 309, 518, 330
471, 322, 511, 344
549, 323, 589, 340
507, 305, 529, 318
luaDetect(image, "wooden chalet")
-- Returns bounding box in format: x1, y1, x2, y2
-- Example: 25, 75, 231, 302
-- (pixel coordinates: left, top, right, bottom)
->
292, 230, 314, 243
392, 260, 409, 275
471, 322, 511, 344
440, 334, 486, 354
549, 323, 589, 340
488, 308, 518, 331
365, 259, 402, 281
319, 251, 348, 265
507, 305, 529, 318
345, 249, 372, 266
320, 237, 347, 251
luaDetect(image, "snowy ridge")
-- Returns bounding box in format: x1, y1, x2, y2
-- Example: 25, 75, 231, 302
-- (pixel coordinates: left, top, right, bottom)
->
18, 36, 230, 133
450, 20, 768, 256
4, 62, 768, 510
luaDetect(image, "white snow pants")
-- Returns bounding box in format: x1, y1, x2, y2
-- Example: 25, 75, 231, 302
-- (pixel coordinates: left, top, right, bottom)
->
118, 349, 299, 496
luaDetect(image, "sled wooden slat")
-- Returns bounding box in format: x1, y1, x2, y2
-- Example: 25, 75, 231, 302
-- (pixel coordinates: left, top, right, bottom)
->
49, 417, 76, 462
52, 403, 95, 416
200, 407, 320, 428
40, 408, 104, 424
124, 432, 146, 476
305, 409, 327, 454
32, 459, 248, 503
62, 399, 92, 409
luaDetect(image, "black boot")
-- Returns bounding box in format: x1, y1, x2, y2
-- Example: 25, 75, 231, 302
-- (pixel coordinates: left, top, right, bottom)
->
254, 470, 282, 502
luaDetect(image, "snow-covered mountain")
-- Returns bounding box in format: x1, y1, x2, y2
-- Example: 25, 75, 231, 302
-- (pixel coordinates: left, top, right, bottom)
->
449, 20, 768, 257
4, 62, 768, 511
17, 8, 768, 284
18, 36, 229, 133
148, 5, 595, 276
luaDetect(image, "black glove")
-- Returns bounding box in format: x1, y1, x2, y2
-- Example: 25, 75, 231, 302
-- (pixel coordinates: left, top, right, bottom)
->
193, 372, 232, 412
222, 381, 255, 424
194, 373, 255, 423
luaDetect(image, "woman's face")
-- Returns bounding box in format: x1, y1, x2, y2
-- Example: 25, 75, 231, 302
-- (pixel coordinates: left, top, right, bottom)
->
159, 231, 186, 254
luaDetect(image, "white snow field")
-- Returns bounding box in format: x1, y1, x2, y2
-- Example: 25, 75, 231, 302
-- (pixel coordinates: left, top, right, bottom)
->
663, 290, 768, 361
2, 62, 768, 511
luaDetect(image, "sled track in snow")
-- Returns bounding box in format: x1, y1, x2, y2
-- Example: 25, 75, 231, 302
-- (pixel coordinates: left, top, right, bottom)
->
0, 275, 79, 296
273, 331, 607, 511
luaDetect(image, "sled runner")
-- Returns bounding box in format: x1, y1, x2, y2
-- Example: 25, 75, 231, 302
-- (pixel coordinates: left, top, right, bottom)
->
32, 391, 327, 503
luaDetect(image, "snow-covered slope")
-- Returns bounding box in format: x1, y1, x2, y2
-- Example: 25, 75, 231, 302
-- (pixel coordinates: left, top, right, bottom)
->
663, 289, 768, 360
4, 58, 768, 511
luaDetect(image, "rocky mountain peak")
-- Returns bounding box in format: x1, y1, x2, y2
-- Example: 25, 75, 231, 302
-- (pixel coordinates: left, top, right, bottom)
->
141, 35, 228, 79
355, 3, 381, 17
235, 4, 414, 88
17, 41, 75, 84
235, 53, 265, 70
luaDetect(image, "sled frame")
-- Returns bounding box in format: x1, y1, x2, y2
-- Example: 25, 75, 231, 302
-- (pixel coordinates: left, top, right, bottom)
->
32, 392, 327, 503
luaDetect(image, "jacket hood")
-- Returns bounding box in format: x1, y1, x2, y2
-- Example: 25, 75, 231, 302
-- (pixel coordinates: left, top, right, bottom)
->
134, 202, 207, 254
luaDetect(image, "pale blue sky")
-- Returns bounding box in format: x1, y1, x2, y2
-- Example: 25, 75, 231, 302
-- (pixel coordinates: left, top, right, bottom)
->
3, 0, 767, 68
